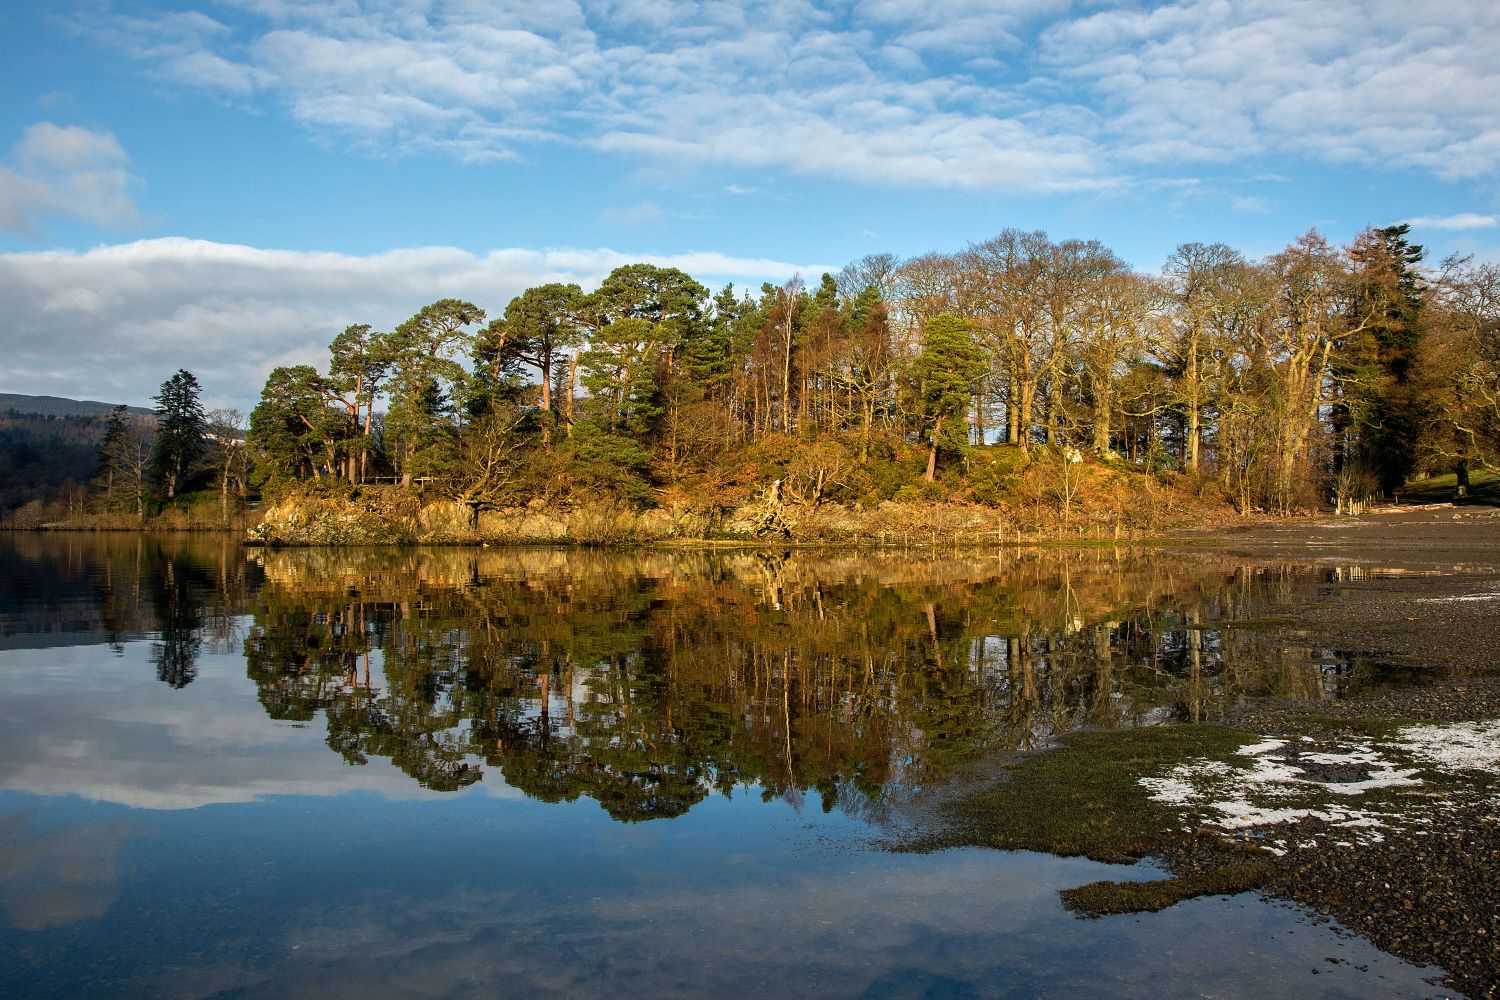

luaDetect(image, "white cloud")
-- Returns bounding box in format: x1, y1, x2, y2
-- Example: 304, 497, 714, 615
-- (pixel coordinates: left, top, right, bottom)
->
1401, 212, 1498, 231
1042, 0, 1500, 179
72, 0, 1500, 192
81, 0, 1110, 191
0, 122, 140, 234
0, 237, 827, 410
0, 640, 502, 810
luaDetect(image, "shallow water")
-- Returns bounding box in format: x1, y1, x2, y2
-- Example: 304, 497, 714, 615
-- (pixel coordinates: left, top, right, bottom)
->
0, 534, 1454, 997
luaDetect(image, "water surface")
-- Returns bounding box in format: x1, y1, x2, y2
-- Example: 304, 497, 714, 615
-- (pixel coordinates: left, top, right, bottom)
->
0, 534, 1452, 997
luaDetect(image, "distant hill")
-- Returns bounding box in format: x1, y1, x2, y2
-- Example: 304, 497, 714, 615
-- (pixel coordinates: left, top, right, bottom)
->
0, 393, 152, 418
0, 397, 154, 514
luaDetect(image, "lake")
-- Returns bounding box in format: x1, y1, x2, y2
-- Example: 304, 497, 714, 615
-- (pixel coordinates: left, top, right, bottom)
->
0, 534, 1452, 998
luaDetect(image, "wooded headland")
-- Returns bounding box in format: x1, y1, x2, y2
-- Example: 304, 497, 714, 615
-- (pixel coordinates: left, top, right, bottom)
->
5, 224, 1497, 542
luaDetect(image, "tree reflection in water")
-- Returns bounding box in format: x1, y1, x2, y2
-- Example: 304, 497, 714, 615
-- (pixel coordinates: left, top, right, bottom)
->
0, 534, 1394, 821
240, 547, 1370, 820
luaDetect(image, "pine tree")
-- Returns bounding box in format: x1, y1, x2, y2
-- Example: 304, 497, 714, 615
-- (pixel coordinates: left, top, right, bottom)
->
1347, 225, 1427, 496
94, 404, 149, 516
94, 404, 128, 500
912, 314, 988, 481
150, 369, 208, 500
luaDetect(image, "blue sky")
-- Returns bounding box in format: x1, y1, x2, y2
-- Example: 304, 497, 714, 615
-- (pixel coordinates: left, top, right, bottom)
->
1, 0, 1498, 408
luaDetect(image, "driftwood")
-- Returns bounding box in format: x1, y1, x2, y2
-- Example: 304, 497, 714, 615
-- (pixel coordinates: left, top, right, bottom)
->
746, 479, 793, 538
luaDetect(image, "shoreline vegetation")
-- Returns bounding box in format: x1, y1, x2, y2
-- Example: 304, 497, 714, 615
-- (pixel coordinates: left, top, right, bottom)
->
5, 224, 1498, 544
8, 466, 1494, 547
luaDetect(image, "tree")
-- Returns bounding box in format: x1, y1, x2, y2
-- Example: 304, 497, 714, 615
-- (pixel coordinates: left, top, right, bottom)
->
249, 365, 341, 482
1421, 259, 1500, 494
496, 283, 584, 415
451, 404, 531, 527
95, 405, 150, 518
150, 369, 207, 500
1345, 224, 1427, 496
328, 323, 391, 482
911, 314, 987, 481
1260, 231, 1372, 512
1078, 268, 1158, 456
577, 317, 663, 438
385, 299, 485, 484
590, 264, 708, 333
959, 231, 1050, 450
206, 408, 249, 521
94, 405, 129, 502
1158, 242, 1246, 474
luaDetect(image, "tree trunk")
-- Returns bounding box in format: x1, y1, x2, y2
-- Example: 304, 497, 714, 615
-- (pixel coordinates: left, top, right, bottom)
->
1005, 377, 1020, 445
1091, 379, 1111, 454
1018, 379, 1035, 452
539, 345, 552, 412
1185, 336, 1200, 474
925, 418, 940, 482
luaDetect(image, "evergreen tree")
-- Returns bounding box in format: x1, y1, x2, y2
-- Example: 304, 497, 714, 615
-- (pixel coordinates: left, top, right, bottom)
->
94, 404, 149, 516
150, 369, 207, 500
94, 404, 128, 499
912, 314, 988, 481
1347, 224, 1427, 496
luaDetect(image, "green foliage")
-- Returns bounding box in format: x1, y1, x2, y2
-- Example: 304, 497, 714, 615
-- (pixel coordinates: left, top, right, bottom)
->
1345, 224, 1428, 496
476, 283, 584, 414
149, 369, 207, 499
54, 223, 1499, 522
1060, 861, 1274, 917
249, 365, 340, 483
0, 410, 107, 514
563, 421, 655, 506
910, 313, 988, 479
383, 299, 484, 480
590, 263, 707, 333
916, 725, 1256, 863
964, 448, 1023, 506
578, 317, 663, 438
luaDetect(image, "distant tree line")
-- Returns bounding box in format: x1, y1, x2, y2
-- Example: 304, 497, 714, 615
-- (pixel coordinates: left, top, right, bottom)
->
0, 411, 104, 516
241, 225, 1499, 516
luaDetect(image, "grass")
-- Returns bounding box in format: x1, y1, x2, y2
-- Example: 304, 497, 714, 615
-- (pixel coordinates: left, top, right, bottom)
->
1060, 860, 1275, 917
1285, 713, 1420, 740
1396, 468, 1500, 507
908, 724, 1257, 864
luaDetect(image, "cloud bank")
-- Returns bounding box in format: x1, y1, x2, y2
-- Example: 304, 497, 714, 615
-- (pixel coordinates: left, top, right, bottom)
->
0, 237, 825, 409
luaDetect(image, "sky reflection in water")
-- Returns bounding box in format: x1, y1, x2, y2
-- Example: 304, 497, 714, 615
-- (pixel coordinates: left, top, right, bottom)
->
0, 535, 1451, 998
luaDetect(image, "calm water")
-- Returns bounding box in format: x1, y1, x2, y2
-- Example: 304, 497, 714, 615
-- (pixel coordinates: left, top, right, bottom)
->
0, 534, 1451, 998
